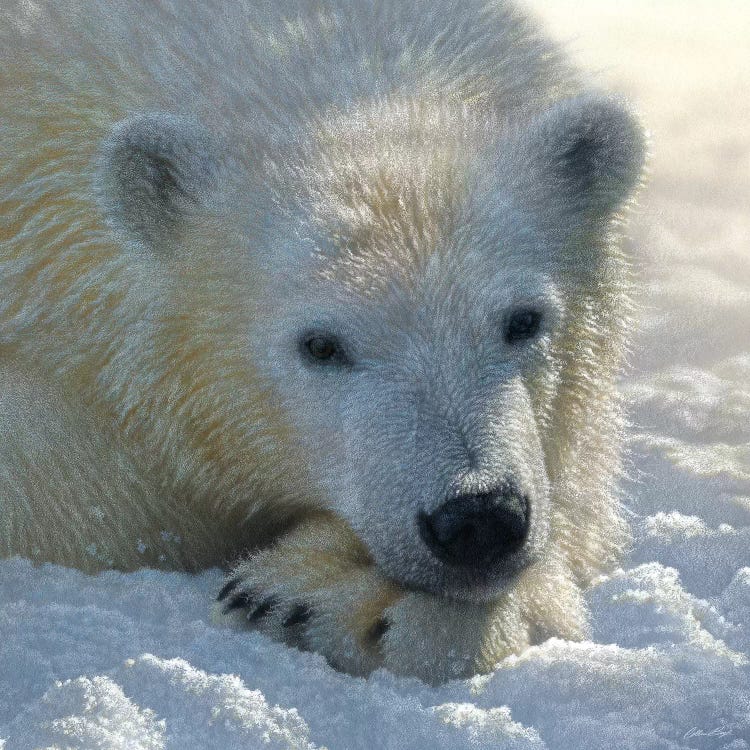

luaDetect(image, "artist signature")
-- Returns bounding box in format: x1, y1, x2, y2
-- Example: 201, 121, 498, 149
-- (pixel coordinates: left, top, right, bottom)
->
683, 724, 733, 740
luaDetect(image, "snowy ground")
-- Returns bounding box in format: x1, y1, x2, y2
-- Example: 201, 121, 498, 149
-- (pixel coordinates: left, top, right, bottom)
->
2, 3, 749, 748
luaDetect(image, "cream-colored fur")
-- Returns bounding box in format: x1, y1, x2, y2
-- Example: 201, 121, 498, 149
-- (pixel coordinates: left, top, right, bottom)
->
0, 0, 644, 683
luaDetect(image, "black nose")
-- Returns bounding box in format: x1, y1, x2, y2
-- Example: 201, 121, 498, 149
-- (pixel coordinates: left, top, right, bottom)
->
417, 485, 530, 568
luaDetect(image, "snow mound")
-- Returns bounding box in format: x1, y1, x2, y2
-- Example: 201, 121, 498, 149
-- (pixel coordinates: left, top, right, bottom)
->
1, 554, 749, 749
3, 656, 317, 750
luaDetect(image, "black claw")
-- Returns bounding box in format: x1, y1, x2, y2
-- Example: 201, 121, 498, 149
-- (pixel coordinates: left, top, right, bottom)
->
223, 590, 255, 614
368, 617, 390, 643
247, 597, 276, 622
217, 576, 242, 602
283, 604, 311, 628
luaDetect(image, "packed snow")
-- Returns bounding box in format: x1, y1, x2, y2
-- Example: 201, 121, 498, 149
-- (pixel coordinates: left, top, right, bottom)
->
2, 2, 749, 748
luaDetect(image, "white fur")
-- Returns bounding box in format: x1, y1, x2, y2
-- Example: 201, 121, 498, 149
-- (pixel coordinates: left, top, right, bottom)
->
0, 0, 645, 681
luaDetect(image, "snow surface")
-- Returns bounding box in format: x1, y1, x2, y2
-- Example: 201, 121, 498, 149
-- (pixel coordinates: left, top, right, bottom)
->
2, 3, 749, 748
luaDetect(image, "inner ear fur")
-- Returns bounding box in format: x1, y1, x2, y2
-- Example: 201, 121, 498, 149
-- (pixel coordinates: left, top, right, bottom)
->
526, 93, 647, 220
96, 112, 221, 250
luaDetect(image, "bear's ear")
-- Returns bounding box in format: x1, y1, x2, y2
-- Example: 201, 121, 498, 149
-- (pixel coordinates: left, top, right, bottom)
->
96, 113, 221, 250
526, 93, 646, 220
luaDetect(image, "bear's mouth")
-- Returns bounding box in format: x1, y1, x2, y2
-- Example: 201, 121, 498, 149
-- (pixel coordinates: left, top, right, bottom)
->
375, 518, 543, 604
394, 545, 540, 604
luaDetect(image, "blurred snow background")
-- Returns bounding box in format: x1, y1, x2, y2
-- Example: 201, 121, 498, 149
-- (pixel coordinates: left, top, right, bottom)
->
1, 2, 749, 748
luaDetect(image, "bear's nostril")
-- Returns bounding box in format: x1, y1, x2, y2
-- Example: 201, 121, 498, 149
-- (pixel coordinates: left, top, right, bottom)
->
418, 486, 530, 569
425, 507, 473, 547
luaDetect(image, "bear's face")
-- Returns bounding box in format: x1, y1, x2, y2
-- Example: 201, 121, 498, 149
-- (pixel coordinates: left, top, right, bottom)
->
252, 250, 562, 601
97, 94, 644, 602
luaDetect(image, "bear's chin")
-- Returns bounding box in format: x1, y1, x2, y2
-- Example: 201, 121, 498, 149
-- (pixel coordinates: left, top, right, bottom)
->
386, 546, 544, 604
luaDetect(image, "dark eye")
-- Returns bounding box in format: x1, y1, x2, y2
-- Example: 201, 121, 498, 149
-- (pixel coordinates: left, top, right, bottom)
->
301, 334, 345, 364
504, 308, 543, 344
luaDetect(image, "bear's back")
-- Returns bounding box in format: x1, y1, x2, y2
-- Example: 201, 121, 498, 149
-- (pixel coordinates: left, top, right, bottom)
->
0, 0, 575, 137
0, 0, 578, 352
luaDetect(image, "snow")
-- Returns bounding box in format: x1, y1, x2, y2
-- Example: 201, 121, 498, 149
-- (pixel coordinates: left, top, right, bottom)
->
2, 2, 749, 748
2, 557, 749, 748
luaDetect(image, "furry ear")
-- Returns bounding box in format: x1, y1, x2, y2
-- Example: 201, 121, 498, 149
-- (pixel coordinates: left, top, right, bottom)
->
527, 93, 646, 219
97, 113, 220, 249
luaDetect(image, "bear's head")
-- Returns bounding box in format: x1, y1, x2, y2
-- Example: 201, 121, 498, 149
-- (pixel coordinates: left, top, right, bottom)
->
97, 93, 645, 602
